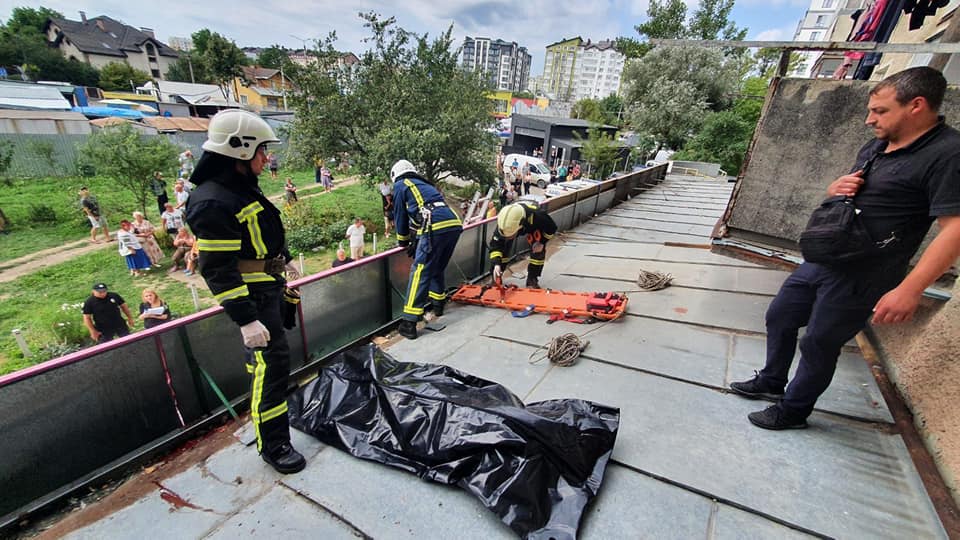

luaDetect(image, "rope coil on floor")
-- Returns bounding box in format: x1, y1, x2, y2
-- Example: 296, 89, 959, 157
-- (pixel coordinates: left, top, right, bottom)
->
529, 333, 590, 367
636, 269, 673, 291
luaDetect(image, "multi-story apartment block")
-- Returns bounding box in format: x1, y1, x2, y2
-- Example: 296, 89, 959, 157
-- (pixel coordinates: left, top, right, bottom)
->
461, 37, 531, 92
792, 0, 845, 76
572, 40, 625, 100
542, 36, 582, 101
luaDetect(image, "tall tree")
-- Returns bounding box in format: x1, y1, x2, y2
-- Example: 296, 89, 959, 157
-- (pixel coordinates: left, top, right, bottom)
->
0, 6, 99, 85
688, 0, 747, 41
576, 126, 622, 180
4, 6, 62, 34
98, 62, 152, 91
571, 98, 606, 124
287, 13, 496, 187
79, 124, 179, 216
201, 32, 247, 99
599, 94, 624, 126
256, 45, 290, 70
616, 0, 748, 59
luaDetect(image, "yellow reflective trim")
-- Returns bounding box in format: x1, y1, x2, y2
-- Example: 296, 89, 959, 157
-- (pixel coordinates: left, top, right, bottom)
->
490, 251, 503, 259
241, 272, 277, 284
245, 363, 254, 374
404, 263, 425, 316
251, 351, 266, 452
403, 179, 425, 207
234, 201, 264, 222
430, 218, 462, 231
543, 232, 554, 240
214, 284, 249, 303
197, 238, 241, 252
397, 233, 410, 241
528, 259, 545, 266
257, 402, 288, 423
429, 291, 446, 300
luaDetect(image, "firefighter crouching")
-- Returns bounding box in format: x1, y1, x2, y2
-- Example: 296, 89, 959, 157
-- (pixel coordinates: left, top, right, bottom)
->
490, 201, 558, 289
186, 110, 306, 474
392, 159, 463, 340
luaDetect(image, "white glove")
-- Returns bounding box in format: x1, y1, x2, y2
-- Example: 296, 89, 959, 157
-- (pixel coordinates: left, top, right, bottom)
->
285, 262, 301, 281
240, 320, 271, 349
531, 242, 545, 254
493, 264, 503, 280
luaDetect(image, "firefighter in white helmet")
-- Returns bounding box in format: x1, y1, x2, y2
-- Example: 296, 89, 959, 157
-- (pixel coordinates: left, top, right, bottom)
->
185, 109, 306, 474
489, 201, 557, 289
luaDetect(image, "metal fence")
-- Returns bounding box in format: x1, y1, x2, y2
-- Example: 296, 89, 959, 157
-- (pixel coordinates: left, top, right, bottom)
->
0, 164, 668, 528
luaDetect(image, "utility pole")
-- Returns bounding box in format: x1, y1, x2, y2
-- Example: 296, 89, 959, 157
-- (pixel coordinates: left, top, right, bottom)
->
187, 54, 195, 84
280, 62, 288, 110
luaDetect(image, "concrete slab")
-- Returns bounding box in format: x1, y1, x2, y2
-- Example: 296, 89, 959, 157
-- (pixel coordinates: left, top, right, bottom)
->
612, 204, 725, 219
205, 486, 361, 539
282, 445, 515, 539
605, 208, 723, 226
712, 506, 816, 540
588, 215, 717, 237
525, 360, 946, 539
729, 336, 893, 424
556, 243, 767, 269
623, 200, 729, 212
386, 304, 508, 365
570, 223, 711, 244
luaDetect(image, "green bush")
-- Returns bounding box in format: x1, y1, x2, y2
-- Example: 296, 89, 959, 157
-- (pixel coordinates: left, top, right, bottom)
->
27, 203, 57, 224
286, 219, 352, 252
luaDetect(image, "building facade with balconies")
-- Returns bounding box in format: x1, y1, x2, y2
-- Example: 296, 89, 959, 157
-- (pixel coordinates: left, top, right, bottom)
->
461, 37, 531, 92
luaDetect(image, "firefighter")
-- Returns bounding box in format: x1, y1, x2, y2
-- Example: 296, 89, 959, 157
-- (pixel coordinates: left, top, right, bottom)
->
185, 110, 305, 474
490, 201, 558, 289
392, 159, 462, 340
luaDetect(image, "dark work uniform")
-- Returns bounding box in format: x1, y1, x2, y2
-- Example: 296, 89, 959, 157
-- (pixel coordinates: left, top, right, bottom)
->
185, 166, 293, 456
151, 178, 169, 216
394, 174, 462, 321
760, 120, 960, 419
139, 302, 171, 329
489, 201, 558, 285
83, 292, 129, 343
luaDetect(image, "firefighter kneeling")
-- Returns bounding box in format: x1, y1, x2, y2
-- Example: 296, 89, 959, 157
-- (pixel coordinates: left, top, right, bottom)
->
490, 201, 558, 289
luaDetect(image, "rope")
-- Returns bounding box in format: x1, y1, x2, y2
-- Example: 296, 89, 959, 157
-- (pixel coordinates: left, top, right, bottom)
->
636, 269, 673, 291
529, 333, 590, 367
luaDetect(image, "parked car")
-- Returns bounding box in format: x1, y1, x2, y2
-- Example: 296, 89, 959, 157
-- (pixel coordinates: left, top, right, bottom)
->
502, 154, 552, 188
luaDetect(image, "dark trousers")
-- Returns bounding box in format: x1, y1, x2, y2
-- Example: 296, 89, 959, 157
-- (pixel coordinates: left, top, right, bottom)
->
759, 262, 898, 418
402, 229, 461, 321
245, 286, 292, 454
156, 193, 168, 216
97, 325, 130, 343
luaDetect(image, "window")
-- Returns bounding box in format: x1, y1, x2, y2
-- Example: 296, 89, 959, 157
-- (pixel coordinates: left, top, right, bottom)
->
815, 15, 827, 27
821, 0, 834, 7
151, 68, 160, 77
810, 31, 822, 41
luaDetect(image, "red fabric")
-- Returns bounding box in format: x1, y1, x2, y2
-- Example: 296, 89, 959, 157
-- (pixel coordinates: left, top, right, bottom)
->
844, 0, 890, 62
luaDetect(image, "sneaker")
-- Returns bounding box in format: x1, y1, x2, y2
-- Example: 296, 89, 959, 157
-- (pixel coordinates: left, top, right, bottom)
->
398, 319, 418, 340
261, 442, 306, 474
729, 371, 784, 400
747, 404, 808, 431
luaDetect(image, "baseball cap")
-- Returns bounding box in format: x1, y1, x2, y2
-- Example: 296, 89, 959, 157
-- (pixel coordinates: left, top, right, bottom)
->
92, 283, 108, 291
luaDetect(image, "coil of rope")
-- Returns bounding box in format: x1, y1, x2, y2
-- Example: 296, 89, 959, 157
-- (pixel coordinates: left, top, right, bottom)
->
636, 269, 673, 291
529, 333, 590, 367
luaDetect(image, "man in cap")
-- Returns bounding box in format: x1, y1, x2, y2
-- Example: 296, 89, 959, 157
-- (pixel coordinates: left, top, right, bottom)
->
489, 201, 557, 289
185, 109, 306, 474
82, 283, 135, 343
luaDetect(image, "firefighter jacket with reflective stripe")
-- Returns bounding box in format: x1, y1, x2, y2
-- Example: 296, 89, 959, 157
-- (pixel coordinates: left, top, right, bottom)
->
393, 174, 461, 242
489, 201, 557, 263
185, 171, 291, 326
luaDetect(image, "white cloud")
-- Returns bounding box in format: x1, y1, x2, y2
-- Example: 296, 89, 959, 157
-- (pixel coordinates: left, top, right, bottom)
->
752, 23, 799, 42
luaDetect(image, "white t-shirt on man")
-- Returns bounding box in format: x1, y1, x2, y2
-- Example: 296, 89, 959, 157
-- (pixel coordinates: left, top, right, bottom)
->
161, 209, 184, 231
346, 223, 366, 248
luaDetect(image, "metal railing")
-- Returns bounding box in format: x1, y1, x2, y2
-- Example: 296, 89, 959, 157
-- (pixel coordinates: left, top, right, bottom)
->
0, 164, 668, 529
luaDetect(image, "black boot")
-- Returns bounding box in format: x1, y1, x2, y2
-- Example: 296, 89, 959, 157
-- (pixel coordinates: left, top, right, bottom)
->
262, 442, 306, 474
432, 300, 445, 317
525, 276, 540, 289
398, 319, 418, 340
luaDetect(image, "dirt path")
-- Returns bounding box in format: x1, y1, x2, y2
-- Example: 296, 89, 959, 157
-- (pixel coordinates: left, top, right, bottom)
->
0, 176, 362, 285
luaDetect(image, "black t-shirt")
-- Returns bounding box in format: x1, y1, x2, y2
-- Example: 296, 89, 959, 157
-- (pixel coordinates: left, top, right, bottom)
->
139, 302, 171, 329
83, 292, 126, 331
81, 196, 100, 217
331, 257, 354, 267
850, 120, 960, 269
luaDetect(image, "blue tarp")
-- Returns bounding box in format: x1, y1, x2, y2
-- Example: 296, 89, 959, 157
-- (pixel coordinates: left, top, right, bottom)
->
71, 106, 152, 119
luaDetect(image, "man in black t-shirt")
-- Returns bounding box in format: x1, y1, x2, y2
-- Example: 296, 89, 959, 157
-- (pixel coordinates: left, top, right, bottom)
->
82, 283, 135, 343
331, 248, 354, 268
730, 67, 960, 431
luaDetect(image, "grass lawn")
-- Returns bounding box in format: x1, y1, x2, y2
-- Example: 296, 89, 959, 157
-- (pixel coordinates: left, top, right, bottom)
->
0, 169, 322, 264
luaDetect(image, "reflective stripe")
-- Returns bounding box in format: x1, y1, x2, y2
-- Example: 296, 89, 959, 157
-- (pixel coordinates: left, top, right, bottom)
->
528, 259, 545, 266
397, 233, 410, 241
543, 232, 554, 240
245, 363, 254, 374
490, 251, 503, 259
214, 284, 249, 303
197, 238, 241, 252
430, 218, 462, 231
234, 202, 264, 222
429, 291, 446, 301
235, 202, 268, 258
257, 401, 288, 423
403, 179, 425, 207
404, 263, 425, 316
241, 272, 277, 284
250, 351, 266, 452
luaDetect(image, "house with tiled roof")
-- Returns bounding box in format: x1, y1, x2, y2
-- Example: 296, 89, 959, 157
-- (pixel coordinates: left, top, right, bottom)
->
231, 66, 294, 112
43, 13, 179, 80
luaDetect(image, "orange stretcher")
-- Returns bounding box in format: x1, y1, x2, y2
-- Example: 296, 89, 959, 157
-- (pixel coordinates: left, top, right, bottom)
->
450, 281, 629, 323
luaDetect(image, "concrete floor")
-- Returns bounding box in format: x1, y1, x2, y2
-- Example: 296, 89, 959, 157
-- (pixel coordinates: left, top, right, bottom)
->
54, 175, 947, 539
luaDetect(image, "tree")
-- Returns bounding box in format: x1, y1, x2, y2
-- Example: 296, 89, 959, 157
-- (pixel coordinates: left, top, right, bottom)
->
0, 7, 100, 85
165, 53, 211, 84
513, 90, 535, 99
615, 0, 748, 60
599, 94, 624, 126
98, 62, 151, 91
4, 6, 61, 34
257, 45, 290, 70
576, 126, 622, 180
200, 32, 247, 99
571, 98, 606, 124
287, 13, 497, 187
688, 0, 747, 41
79, 124, 179, 216
673, 110, 754, 174
753, 48, 805, 78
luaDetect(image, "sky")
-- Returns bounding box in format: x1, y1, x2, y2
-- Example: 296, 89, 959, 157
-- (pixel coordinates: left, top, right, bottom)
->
1, 0, 812, 73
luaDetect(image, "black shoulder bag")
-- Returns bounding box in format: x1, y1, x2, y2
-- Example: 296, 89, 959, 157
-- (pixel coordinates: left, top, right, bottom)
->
799, 154, 899, 265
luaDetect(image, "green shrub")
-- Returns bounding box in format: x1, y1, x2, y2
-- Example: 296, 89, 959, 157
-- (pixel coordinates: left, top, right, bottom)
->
27, 203, 57, 224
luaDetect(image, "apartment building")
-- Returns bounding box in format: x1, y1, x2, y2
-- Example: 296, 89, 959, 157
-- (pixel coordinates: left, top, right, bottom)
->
461, 37, 531, 92
572, 40, 625, 100
792, 0, 846, 76
542, 36, 582, 101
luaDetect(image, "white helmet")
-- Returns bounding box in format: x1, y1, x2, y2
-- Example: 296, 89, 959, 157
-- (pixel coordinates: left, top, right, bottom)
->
202, 109, 280, 161
390, 159, 417, 182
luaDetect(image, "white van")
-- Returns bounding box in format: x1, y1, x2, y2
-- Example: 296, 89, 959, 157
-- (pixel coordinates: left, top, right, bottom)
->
503, 154, 552, 189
